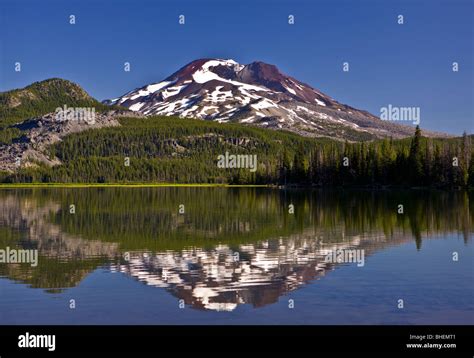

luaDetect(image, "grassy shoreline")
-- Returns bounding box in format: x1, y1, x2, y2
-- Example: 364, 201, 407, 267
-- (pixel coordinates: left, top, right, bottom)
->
0, 183, 272, 188
0, 183, 469, 191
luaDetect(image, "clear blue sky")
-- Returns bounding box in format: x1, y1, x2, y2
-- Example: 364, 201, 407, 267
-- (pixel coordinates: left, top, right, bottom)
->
0, 0, 472, 134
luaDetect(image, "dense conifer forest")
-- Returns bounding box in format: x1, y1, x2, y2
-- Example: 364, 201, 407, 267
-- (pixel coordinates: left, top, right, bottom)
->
1, 116, 472, 187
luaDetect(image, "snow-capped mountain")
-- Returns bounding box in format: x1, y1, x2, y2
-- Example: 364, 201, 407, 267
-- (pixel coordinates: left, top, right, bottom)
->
105, 58, 423, 140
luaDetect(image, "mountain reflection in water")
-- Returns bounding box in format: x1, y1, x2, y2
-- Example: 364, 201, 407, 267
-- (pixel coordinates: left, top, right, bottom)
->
0, 188, 472, 311
112, 233, 400, 311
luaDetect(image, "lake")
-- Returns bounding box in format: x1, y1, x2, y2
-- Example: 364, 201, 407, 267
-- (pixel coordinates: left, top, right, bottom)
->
0, 187, 472, 324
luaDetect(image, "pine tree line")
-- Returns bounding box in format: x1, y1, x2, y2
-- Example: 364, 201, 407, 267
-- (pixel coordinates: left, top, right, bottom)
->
1, 117, 472, 188
283, 126, 473, 187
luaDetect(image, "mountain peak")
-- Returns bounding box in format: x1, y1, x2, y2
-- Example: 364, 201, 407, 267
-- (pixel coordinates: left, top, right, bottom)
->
4, 78, 92, 101
105, 58, 424, 140
245, 61, 281, 74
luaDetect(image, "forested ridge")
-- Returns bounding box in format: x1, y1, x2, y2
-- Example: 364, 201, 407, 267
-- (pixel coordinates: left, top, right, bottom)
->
1, 116, 472, 187
0, 78, 116, 145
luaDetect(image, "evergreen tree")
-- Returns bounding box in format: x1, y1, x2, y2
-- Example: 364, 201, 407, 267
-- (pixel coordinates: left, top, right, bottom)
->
292, 143, 306, 183
408, 125, 423, 185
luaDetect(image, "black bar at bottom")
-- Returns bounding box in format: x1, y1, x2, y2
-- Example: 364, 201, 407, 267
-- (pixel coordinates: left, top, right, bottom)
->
0, 325, 471, 355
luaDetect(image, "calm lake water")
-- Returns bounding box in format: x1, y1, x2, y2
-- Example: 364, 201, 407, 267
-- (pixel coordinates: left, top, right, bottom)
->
0, 188, 472, 324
